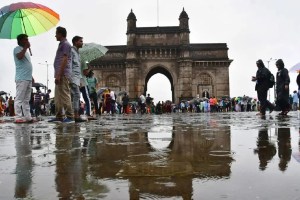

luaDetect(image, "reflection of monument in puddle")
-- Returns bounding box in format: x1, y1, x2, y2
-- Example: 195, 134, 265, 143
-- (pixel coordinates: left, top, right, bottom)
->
88, 117, 232, 199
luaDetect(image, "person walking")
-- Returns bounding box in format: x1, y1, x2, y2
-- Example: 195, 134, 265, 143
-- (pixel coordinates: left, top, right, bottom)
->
48, 26, 74, 123
251, 59, 275, 116
13, 34, 34, 123
275, 59, 290, 116
70, 36, 87, 122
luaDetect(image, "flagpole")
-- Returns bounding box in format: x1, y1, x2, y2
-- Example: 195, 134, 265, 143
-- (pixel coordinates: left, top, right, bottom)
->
157, 0, 159, 26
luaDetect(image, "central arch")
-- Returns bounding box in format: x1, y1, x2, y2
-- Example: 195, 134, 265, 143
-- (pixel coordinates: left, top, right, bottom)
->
144, 66, 174, 102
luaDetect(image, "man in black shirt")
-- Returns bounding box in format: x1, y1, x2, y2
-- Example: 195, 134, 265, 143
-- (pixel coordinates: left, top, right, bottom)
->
252, 59, 275, 116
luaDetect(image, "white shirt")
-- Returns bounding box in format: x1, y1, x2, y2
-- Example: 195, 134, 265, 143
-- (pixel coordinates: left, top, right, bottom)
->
110, 91, 116, 100
140, 95, 146, 104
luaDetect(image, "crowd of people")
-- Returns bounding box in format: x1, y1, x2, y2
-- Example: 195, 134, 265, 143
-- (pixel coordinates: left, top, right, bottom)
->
2, 26, 300, 123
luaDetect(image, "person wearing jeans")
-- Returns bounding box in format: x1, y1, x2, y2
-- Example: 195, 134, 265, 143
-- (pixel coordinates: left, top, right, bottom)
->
70, 36, 87, 123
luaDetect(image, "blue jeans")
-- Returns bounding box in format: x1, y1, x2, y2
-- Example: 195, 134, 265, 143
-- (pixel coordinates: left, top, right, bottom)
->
80, 86, 91, 116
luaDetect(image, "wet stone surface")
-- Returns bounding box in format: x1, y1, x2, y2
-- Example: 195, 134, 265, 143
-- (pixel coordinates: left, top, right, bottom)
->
0, 112, 300, 200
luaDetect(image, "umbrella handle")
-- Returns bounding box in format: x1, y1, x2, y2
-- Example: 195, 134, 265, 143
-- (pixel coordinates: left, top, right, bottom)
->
29, 47, 32, 56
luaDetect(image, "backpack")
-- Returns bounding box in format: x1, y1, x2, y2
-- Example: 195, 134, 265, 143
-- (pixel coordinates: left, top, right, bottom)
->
268, 72, 275, 88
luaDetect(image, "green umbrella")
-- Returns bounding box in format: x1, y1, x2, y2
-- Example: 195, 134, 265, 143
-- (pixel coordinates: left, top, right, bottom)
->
80, 43, 108, 66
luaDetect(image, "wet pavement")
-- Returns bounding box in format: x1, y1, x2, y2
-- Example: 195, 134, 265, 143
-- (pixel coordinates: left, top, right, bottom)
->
0, 112, 300, 200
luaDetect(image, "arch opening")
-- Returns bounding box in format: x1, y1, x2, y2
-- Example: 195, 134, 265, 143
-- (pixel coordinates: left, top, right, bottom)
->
144, 67, 174, 104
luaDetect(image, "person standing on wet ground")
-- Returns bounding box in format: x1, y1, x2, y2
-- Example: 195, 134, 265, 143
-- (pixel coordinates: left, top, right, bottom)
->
122, 93, 129, 114
13, 34, 35, 123
33, 87, 43, 117
251, 59, 275, 116
146, 94, 153, 114
110, 89, 116, 115
44, 89, 51, 115
139, 93, 146, 114
86, 70, 99, 115
79, 63, 94, 119
292, 90, 299, 111
48, 26, 74, 123
70, 36, 87, 123
275, 59, 290, 116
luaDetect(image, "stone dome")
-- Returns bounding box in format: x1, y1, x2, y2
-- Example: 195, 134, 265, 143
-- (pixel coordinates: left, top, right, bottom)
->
127, 9, 136, 20
179, 8, 189, 19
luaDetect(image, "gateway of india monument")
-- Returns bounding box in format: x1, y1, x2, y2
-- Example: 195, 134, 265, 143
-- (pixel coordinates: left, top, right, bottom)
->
89, 8, 232, 103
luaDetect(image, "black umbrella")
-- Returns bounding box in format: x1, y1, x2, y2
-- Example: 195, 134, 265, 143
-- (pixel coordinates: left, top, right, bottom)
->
117, 91, 127, 96
0, 91, 7, 95
32, 82, 46, 88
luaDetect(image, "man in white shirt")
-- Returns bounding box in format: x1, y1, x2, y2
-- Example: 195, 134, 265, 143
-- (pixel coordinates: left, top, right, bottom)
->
139, 94, 146, 114
13, 34, 34, 123
110, 89, 116, 114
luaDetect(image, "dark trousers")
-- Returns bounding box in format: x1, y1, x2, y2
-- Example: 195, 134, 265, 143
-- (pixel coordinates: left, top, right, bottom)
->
111, 100, 116, 114
90, 92, 99, 115
257, 90, 273, 114
80, 86, 91, 116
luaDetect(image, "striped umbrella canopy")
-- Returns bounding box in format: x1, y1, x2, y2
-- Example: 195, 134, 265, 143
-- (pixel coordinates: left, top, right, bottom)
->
0, 2, 59, 39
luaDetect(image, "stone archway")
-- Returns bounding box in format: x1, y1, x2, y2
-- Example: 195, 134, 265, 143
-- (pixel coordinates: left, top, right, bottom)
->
144, 66, 174, 102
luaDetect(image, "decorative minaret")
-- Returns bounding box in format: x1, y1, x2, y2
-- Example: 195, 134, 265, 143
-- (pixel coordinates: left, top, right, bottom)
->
127, 9, 136, 33
179, 8, 190, 44
127, 9, 137, 47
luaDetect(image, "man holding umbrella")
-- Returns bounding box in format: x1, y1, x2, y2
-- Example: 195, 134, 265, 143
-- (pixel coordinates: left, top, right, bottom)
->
13, 34, 34, 123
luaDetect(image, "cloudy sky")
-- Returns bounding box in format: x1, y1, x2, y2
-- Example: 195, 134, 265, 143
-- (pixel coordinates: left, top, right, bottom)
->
1, 0, 300, 103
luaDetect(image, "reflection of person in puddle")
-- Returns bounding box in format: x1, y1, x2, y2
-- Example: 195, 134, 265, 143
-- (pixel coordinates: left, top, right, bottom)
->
277, 128, 292, 171
55, 125, 85, 199
254, 128, 276, 170
14, 124, 33, 198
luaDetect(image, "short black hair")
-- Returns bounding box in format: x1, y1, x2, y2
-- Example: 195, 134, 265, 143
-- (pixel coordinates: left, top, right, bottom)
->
56, 26, 67, 37
72, 36, 83, 45
17, 34, 28, 46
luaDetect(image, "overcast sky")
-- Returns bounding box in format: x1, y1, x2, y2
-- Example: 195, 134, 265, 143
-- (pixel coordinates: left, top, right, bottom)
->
1, 0, 300, 103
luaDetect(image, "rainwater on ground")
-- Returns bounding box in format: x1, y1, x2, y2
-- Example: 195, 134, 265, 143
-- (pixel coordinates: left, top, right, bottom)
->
0, 112, 300, 200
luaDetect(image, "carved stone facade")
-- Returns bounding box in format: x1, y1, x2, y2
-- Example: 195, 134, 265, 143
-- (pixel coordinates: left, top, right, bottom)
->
90, 9, 232, 103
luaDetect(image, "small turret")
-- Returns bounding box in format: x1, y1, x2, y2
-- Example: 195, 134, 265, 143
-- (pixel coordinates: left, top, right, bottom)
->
179, 8, 189, 32
127, 9, 137, 34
